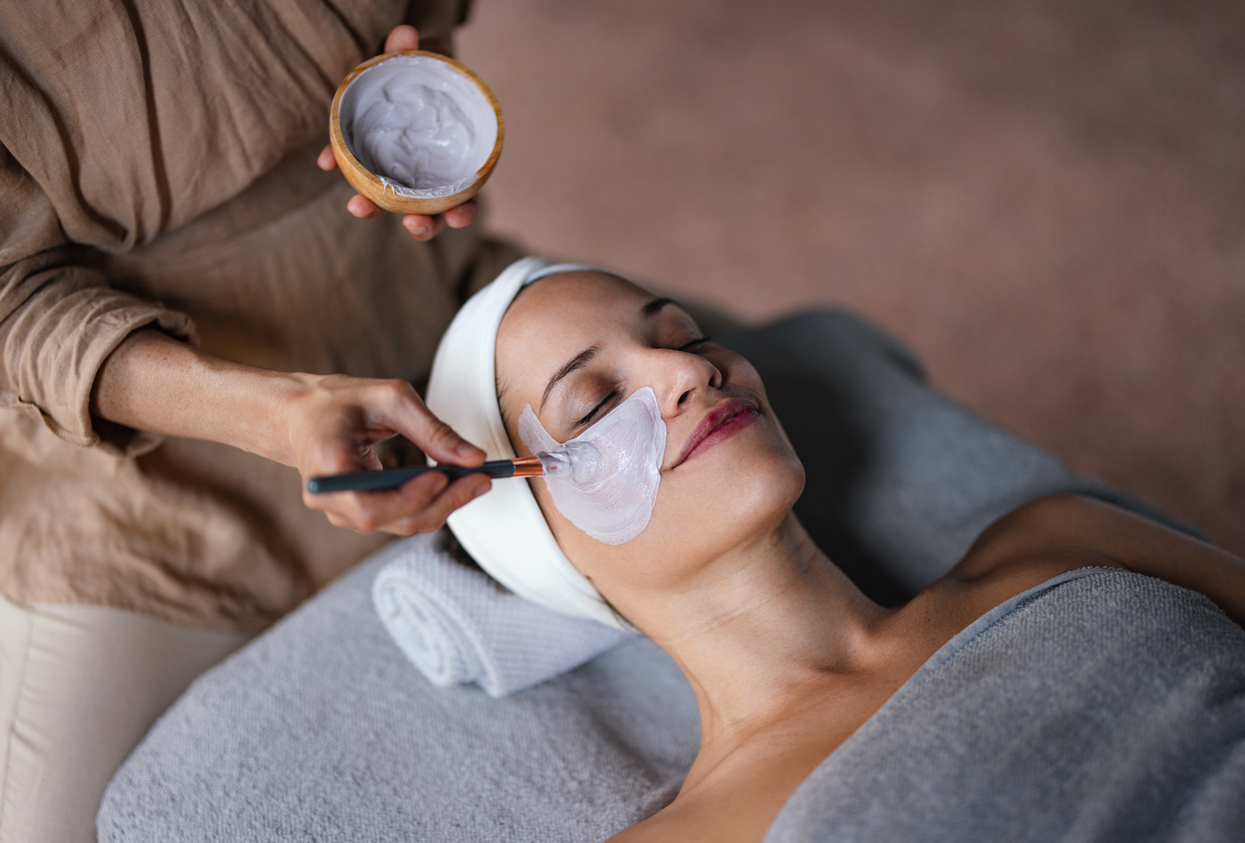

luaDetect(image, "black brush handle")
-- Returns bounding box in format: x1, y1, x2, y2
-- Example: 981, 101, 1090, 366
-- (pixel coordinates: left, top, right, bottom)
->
306, 460, 518, 494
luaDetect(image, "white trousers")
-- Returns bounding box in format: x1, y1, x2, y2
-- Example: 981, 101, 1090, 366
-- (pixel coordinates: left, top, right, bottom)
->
0, 594, 247, 843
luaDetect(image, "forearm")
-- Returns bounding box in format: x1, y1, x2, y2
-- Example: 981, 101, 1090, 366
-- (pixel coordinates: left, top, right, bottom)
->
90, 328, 306, 466
89, 327, 488, 537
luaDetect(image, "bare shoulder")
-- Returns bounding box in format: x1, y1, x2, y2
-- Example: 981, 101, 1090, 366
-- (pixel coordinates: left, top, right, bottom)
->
942, 494, 1245, 627
940, 496, 1120, 607
876, 497, 1131, 662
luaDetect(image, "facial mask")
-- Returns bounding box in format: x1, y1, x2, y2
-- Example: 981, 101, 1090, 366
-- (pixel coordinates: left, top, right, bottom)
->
518, 386, 666, 545
339, 55, 499, 197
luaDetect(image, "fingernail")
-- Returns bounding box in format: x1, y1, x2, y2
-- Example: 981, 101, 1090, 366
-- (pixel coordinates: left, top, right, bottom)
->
456, 442, 482, 458
407, 222, 429, 237
471, 479, 491, 499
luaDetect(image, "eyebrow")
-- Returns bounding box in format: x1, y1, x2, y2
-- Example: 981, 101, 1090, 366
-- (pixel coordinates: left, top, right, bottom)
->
643, 297, 678, 318
537, 298, 680, 412
541, 345, 599, 411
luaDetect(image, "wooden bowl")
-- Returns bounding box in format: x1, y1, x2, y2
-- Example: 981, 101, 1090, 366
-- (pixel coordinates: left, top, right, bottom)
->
329, 50, 504, 216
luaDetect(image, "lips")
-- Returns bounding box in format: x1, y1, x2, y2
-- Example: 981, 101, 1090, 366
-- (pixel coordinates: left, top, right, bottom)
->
673, 397, 759, 467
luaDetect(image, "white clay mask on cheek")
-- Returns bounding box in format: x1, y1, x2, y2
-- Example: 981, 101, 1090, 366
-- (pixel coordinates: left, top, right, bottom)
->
518, 387, 666, 545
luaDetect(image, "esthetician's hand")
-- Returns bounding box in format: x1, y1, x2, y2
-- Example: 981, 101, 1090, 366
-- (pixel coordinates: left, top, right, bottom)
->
317, 24, 479, 242
289, 374, 492, 536
91, 330, 491, 538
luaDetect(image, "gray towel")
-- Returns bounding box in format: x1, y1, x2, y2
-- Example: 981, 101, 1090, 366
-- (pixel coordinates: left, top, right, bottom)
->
371, 533, 629, 697
98, 555, 701, 842
766, 568, 1245, 843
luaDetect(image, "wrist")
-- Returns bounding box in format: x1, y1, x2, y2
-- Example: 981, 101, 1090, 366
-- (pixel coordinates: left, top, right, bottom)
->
249, 369, 320, 469
92, 329, 318, 468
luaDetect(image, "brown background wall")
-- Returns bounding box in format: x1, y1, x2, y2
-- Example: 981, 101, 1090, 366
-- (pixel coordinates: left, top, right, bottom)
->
457, 0, 1244, 554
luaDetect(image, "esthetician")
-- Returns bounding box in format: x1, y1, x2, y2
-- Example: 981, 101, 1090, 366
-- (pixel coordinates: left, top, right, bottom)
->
0, 3, 508, 841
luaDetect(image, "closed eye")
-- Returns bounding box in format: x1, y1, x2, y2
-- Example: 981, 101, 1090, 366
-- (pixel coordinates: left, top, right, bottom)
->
577, 387, 620, 427
573, 338, 711, 429
677, 336, 712, 351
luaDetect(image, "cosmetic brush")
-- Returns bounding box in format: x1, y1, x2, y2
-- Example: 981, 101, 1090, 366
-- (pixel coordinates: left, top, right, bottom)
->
306, 442, 601, 495
306, 457, 544, 495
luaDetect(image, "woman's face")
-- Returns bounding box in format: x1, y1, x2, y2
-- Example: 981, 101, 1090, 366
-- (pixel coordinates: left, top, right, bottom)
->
496, 271, 804, 610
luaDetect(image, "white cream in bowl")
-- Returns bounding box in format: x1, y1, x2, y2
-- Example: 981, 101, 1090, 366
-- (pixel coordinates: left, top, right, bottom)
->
337, 54, 499, 198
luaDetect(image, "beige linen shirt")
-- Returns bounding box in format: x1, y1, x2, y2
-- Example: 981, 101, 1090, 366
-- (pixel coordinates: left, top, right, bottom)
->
0, 0, 516, 632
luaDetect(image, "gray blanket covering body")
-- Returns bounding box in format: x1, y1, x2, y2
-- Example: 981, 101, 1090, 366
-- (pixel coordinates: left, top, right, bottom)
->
99, 310, 1237, 841
766, 567, 1245, 843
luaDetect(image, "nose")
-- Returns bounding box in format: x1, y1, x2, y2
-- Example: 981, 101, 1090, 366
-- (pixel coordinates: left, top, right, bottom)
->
641, 346, 723, 419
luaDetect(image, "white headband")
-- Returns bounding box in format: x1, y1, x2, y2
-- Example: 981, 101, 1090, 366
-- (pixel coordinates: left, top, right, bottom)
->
424, 257, 625, 628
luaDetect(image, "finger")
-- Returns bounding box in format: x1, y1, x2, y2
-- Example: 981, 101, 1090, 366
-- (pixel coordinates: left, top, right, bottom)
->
384, 24, 420, 54
382, 474, 491, 536
383, 387, 485, 465
402, 214, 447, 241
325, 510, 352, 530
299, 431, 392, 514
317, 145, 338, 171
347, 195, 385, 219
444, 199, 478, 230
303, 418, 390, 476
322, 471, 451, 533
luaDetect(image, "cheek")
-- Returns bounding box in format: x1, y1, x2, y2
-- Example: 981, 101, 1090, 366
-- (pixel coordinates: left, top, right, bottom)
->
530, 477, 671, 595
528, 480, 622, 579
646, 427, 805, 558
527, 422, 804, 593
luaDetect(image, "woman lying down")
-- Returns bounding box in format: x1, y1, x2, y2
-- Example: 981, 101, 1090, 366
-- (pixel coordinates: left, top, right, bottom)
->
423, 258, 1245, 843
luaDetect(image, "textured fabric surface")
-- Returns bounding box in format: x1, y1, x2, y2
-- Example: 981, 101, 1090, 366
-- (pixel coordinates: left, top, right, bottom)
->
371, 533, 629, 697
99, 554, 701, 843
766, 568, 1245, 843
97, 309, 1213, 841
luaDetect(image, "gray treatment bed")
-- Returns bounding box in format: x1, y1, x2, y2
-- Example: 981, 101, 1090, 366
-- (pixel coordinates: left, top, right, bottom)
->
98, 310, 1245, 842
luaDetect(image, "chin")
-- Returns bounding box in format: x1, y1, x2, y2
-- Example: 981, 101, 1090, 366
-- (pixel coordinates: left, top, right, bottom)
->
641, 439, 805, 564
726, 441, 805, 535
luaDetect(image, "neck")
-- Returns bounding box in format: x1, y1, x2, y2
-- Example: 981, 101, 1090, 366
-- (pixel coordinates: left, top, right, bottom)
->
632, 514, 889, 781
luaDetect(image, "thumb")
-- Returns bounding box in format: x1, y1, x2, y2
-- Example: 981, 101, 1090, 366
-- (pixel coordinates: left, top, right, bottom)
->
389, 386, 485, 466
384, 25, 420, 53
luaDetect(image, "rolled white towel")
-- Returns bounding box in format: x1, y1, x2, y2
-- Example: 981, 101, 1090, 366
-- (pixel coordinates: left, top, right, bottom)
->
371, 532, 632, 697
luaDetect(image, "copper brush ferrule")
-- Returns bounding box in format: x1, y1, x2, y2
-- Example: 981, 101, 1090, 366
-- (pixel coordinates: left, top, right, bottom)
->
508, 456, 545, 477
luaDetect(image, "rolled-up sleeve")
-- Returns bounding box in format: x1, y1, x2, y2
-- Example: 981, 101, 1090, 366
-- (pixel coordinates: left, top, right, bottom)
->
0, 149, 195, 454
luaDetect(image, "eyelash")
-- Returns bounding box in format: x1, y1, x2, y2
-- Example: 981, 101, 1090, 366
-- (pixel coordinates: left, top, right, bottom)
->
574, 336, 714, 427
577, 388, 620, 427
